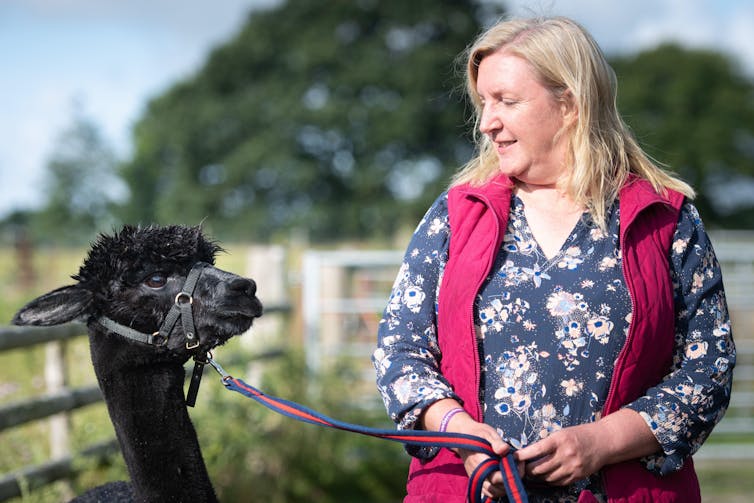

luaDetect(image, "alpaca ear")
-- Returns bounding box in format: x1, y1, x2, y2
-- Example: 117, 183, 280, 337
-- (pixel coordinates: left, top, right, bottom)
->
12, 285, 93, 326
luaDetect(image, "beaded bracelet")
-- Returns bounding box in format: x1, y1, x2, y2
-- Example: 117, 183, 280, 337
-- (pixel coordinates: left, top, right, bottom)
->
439, 407, 465, 433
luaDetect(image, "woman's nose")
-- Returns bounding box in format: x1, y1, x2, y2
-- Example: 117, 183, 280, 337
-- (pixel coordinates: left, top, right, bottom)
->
479, 104, 502, 135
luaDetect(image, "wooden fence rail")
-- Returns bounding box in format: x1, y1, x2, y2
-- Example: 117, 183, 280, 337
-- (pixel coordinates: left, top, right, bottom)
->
0, 324, 84, 352
0, 439, 119, 501
0, 385, 102, 433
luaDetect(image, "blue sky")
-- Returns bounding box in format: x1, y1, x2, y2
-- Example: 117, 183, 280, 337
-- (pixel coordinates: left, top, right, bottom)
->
1, 0, 753, 218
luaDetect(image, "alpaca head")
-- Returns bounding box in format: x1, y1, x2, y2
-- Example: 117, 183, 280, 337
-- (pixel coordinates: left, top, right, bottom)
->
12, 225, 263, 362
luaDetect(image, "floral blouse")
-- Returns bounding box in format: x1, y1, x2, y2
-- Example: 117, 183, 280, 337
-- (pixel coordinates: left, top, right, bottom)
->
373, 191, 735, 501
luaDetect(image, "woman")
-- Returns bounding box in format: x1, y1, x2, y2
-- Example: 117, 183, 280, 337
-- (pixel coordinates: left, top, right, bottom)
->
373, 16, 735, 502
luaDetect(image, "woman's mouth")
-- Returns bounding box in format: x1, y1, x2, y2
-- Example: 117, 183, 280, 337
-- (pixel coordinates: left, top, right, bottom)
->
497, 140, 517, 152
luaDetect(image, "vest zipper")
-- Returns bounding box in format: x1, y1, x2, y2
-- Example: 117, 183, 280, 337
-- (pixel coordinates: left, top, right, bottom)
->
604, 219, 634, 416
470, 193, 502, 422
604, 198, 667, 414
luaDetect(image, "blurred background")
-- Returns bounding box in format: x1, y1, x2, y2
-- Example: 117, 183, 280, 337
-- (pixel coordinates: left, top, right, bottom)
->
1, 0, 753, 501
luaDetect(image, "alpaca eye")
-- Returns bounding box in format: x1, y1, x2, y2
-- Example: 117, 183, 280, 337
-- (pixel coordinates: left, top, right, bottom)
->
144, 273, 168, 289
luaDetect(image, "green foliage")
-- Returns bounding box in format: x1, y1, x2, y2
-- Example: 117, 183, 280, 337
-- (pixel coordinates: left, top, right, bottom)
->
5, 3, 754, 246
611, 44, 754, 228
119, 0, 502, 242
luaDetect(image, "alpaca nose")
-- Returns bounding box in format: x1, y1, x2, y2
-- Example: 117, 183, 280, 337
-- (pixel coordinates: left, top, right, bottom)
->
230, 278, 257, 297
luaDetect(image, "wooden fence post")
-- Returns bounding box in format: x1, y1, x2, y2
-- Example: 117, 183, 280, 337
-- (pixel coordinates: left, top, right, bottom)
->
44, 340, 73, 498
243, 245, 287, 383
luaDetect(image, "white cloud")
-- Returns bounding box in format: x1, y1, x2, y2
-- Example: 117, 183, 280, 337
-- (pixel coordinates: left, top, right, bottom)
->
722, 3, 754, 74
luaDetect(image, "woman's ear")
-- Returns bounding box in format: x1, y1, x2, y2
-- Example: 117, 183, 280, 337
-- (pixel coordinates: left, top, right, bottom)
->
560, 89, 579, 126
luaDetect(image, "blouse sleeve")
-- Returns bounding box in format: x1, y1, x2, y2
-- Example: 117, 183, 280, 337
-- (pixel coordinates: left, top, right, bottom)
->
372, 192, 461, 437
625, 202, 736, 475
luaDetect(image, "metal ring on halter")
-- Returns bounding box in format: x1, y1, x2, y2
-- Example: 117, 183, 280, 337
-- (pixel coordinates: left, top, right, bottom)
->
175, 292, 193, 305
151, 332, 168, 346
186, 338, 200, 350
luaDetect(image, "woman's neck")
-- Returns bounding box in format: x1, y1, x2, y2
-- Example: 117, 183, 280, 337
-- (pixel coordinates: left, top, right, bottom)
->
513, 180, 583, 213
513, 181, 585, 260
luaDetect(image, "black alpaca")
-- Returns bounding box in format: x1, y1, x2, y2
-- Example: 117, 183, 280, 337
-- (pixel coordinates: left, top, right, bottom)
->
13, 225, 263, 502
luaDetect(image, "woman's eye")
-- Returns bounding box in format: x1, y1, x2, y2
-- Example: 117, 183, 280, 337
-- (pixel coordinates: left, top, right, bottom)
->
144, 273, 168, 289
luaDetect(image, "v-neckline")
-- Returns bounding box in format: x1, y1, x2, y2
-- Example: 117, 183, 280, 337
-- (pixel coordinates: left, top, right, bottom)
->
512, 195, 585, 263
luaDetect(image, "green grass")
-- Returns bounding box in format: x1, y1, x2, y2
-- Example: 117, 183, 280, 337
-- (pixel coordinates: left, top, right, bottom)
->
698, 459, 754, 502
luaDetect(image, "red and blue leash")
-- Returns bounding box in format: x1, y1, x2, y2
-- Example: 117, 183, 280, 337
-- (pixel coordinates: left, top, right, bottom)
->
207, 357, 528, 503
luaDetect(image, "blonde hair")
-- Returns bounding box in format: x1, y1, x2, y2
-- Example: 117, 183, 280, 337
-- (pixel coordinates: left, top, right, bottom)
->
454, 16, 694, 229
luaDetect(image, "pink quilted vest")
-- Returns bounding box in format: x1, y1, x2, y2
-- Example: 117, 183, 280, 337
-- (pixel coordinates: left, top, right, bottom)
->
404, 175, 699, 503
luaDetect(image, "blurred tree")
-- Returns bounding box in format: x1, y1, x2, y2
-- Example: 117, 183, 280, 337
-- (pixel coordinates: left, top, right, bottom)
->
612, 44, 754, 228
32, 111, 126, 244
119, 0, 504, 242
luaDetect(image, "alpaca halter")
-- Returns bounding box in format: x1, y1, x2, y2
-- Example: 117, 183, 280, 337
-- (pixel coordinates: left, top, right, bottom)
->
96, 262, 212, 407
96, 262, 209, 351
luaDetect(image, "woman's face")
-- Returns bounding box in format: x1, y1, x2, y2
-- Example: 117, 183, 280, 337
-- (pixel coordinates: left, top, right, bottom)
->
476, 50, 574, 187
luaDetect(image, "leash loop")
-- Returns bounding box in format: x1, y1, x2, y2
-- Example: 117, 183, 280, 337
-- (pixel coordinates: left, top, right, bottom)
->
208, 357, 528, 503
186, 351, 215, 407
185, 357, 206, 407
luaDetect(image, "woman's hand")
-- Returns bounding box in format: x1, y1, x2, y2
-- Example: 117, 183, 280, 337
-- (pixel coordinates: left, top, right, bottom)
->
514, 408, 661, 486
514, 421, 604, 486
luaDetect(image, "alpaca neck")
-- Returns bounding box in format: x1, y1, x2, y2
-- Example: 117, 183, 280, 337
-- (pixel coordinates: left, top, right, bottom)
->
90, 337, 217, 502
